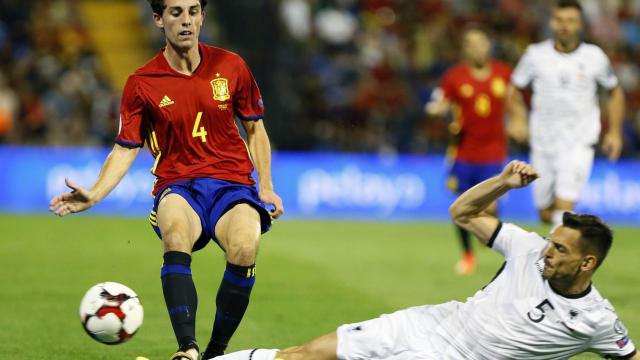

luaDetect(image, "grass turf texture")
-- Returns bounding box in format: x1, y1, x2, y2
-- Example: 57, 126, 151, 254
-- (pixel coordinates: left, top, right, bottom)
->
1, 214, 638, 359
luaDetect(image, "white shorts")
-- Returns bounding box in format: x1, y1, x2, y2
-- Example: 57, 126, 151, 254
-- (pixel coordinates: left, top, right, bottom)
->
336, 302, 464, 360
530, 146, 594, 208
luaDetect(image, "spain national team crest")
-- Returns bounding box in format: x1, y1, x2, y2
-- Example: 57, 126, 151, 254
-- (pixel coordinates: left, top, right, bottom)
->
211, 76, 230, 101
491, 77, 506, 98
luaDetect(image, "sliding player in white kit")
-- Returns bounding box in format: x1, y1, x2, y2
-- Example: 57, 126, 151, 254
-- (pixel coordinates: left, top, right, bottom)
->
508, 0, 625, 228
212, 160, 637, 360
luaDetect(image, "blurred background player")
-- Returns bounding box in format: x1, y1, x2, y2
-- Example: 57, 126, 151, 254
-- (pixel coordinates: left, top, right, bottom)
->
49, 1, 284, 359
508, 0, 625, 228
426, 25, 511, 275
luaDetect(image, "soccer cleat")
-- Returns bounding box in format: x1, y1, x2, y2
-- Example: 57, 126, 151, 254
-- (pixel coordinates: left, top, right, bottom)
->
455, 252, 476, 275
170, 342, 200, 360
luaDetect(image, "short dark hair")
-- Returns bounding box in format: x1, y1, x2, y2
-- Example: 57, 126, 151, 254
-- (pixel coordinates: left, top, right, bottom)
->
147, 0, 207, 16
554, 0, 583, 13
461, 23, 491, 39
562, 212, 613, 269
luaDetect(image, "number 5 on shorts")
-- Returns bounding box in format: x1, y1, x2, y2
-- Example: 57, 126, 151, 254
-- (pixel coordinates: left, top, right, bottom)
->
192, 111, 207, 142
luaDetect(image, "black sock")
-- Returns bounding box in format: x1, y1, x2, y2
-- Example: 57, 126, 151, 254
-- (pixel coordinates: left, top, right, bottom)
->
456, 225, 472, 253
161, 251, 198, 348
204, 262, 256, 356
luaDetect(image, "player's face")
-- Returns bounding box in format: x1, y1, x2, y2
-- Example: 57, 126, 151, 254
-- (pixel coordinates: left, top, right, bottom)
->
462, 30, 491, 67
550, 7, 582, 45
154, 0, 204, 51
542, 226, 586, 281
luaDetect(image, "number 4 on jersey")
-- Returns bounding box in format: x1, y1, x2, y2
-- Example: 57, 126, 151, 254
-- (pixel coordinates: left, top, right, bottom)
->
192, 112, 207, 142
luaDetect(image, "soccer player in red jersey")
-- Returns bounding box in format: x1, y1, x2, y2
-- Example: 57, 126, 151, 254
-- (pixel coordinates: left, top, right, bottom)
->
426, 25, 511, 275
49, 1, 283, 359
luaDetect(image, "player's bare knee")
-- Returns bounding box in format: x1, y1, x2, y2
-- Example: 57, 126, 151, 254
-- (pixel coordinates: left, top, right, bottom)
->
161, 227, 192, 253
226, 239, 258, 265
299, 343, 329, 359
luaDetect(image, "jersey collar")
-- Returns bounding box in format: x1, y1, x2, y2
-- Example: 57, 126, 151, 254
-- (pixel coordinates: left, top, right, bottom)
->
549, 281, 592, 299
158, 42, 206, 78
551, 39, 583, 55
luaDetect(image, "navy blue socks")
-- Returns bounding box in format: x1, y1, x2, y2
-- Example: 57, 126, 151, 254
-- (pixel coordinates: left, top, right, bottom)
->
204, 262, 256, 357
161, 251, 198, 348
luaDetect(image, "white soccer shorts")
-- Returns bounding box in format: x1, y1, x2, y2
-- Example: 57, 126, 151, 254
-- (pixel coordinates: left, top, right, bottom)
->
336, 302, 462, 360
530, 145, 595, 208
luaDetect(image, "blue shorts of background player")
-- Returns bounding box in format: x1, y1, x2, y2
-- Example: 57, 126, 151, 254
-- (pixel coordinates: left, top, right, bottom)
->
448, 161, 504, 194
149, 177, 272, 251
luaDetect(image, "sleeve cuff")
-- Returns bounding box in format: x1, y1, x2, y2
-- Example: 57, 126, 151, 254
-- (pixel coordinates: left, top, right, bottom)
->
487, 221, 503, 248
511, 79, 529, 89
602, 80, 619, 91
237, 114, 264, 121
115, 139, 144, 148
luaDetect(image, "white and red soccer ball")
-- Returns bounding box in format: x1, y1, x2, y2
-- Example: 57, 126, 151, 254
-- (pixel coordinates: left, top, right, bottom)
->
79, 282, 143, 344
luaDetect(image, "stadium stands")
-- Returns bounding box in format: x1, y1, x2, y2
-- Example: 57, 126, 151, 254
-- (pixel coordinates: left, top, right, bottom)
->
0, 0, 118, 145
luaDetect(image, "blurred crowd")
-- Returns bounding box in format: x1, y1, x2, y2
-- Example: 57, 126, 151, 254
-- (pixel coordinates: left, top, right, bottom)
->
0, 0, 117, 145
2, 0, 640, 157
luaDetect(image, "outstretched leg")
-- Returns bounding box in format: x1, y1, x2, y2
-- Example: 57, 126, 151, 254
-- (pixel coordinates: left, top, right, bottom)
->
211, 332, 337, 360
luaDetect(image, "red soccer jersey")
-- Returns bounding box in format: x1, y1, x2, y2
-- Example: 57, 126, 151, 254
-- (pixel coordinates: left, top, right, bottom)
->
117, 43, 264, 195
440, 60, 511, 163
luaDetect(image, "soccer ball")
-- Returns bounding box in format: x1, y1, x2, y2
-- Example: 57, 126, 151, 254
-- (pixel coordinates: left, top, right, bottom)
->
79, 282, 143, 344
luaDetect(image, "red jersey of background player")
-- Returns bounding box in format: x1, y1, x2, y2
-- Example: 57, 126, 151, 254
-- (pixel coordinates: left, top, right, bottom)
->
440, 60, 511, 163
117, 43, 264, 195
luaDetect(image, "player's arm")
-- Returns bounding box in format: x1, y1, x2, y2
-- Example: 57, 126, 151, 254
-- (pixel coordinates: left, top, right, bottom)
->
49, 144, 140, 216
602, 85, 625, 161
242, 119, 284, 219
449, 160, 538, 244
506, 84, 529, 144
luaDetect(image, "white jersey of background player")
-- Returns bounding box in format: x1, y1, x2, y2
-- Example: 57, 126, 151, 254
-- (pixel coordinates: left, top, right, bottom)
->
213, 161, 637, 360
508, 0, 625, 228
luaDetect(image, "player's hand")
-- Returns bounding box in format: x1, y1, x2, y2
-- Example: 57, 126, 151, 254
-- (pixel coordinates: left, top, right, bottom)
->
507, 119, 528, 144
424, 100, 449, 117
49, 178, 95, 216
499, 160, 539, 189
259, 189, 284, 220
601, 131, 622, 161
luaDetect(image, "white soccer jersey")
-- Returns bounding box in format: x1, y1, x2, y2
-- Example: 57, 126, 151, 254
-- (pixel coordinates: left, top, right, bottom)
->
511, 40, 618, 151
436, 223, 636, 358
337, 223, 636, 359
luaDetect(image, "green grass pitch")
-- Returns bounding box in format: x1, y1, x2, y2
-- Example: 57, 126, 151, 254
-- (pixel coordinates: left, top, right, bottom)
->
1, 214, 638, 359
